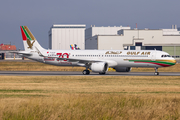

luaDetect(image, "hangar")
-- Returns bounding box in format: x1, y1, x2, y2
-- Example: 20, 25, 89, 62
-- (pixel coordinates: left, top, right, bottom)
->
85, 25, 180, 58
49, 24, 86, 50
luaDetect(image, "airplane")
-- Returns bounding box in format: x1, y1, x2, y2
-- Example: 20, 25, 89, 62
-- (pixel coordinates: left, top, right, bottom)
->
18, 26, 176, 75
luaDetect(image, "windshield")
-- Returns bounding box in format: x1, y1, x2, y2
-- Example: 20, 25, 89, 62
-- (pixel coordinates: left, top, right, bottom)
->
161, 55, 171, 57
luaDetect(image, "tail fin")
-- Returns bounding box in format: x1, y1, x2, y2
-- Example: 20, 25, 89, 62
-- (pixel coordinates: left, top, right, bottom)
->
74, 44, 80, 50
70, 44, 74, 50
70, 44, 80, 50
20, 26, 45, 51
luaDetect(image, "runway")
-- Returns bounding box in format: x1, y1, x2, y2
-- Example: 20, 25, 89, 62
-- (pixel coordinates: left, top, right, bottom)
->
0, 71, 179, 76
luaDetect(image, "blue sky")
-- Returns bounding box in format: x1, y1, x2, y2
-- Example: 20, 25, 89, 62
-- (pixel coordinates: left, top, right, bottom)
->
0, 0, 180, 49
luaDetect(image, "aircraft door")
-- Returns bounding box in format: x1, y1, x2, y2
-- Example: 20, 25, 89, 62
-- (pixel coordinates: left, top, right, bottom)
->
151, 51, 156, 61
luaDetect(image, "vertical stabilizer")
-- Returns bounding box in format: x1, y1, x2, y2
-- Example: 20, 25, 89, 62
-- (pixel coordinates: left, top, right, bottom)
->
20, 26, 45, 51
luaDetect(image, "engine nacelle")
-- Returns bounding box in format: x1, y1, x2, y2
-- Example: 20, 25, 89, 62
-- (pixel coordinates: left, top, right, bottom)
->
90, 62, 108, 73
114, 67, 131, 72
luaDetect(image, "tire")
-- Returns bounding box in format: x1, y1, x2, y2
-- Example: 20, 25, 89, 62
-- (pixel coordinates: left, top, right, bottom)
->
82, 70, 90, 75
83, 70, 86, 75
154, 72, 159, 75
99, 72, 106, 75
86, 70, 90, 75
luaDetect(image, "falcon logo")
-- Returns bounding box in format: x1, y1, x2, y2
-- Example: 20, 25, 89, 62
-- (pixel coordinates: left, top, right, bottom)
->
27, 38, 35, 49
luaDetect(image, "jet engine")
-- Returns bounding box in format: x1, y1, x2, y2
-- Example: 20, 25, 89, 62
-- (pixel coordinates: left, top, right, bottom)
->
90, 62, 108, 73
114, 67, 131, 72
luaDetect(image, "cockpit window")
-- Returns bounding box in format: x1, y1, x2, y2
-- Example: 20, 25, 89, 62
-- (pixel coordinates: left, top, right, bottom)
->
161, 55, 171, 57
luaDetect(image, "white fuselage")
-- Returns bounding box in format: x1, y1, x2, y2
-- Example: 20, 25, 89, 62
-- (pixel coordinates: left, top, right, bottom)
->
25, 49, 176, 68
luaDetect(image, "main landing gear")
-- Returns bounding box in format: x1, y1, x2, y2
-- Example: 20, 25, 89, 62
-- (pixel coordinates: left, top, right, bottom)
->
154, 67, 159, 75
99, 72, 106, 75
82, 63, 91, 75
82, 70, 90, 75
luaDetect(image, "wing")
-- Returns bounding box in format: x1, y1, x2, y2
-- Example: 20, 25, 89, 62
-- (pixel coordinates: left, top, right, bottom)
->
57, 57, 103, 63
10, 51, 32, 56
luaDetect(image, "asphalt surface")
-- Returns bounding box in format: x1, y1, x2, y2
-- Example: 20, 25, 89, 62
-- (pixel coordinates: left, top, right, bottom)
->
0, 71, 179, 76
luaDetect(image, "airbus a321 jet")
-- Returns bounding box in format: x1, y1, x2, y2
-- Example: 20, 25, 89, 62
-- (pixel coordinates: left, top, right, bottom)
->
18, 26, 176, 75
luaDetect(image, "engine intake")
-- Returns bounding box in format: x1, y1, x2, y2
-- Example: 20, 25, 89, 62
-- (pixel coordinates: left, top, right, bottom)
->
90, 62, 108, 73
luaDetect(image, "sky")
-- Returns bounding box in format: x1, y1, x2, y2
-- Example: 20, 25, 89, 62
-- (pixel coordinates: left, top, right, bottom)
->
0, 0, 180, 50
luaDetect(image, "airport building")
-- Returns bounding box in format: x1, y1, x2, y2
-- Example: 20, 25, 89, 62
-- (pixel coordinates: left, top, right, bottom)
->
0, 44, 22, 60
85, 25, 131, 40
49, 24, 86, 50
85, 25, 180, 58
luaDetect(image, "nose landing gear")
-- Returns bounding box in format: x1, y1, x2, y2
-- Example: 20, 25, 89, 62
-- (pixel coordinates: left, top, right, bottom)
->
154, 67, 159, 75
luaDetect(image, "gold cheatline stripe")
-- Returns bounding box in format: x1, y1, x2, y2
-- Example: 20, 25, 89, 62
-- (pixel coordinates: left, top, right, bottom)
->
24, 26, 36, 40
156, 60, 176, 63
124, 59, 176, 63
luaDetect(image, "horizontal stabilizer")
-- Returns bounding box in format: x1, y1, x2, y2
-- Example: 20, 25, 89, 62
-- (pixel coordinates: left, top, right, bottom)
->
10, 51, 32, 56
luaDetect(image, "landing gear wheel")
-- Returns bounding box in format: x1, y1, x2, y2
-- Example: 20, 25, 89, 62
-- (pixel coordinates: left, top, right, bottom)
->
154, 72, 159, 75
99, 72, 106, 75
82, 70, 90, 75
154, 67, 159, 75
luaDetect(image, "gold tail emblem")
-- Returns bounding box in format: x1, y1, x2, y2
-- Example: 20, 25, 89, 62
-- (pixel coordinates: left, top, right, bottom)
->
27, 38, 35, 49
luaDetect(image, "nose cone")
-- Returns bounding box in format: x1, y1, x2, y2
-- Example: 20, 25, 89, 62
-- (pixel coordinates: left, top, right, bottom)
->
171, 58, 176, 65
